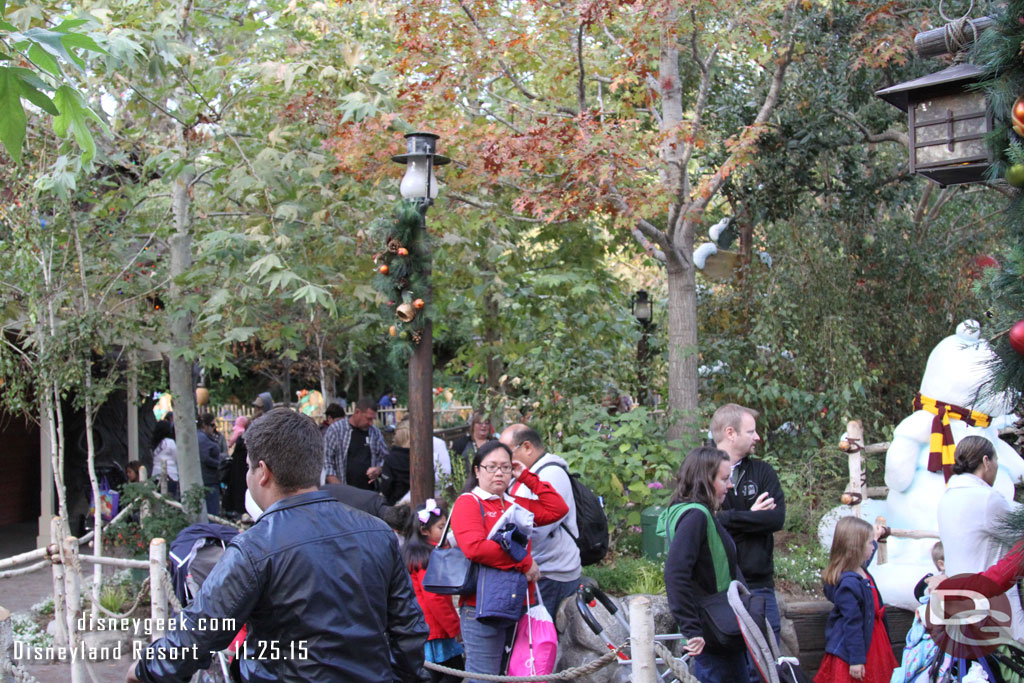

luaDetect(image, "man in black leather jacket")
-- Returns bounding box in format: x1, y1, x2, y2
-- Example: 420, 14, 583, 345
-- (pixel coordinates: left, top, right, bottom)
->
128, 408, 429, 682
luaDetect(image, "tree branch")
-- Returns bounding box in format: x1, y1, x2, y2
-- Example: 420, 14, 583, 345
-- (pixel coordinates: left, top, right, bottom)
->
576, 22, 586, 113
831, 108, 909, 147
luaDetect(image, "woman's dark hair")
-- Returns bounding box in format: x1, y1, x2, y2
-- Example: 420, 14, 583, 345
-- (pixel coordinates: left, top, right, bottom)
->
402, 499, 449, 572
150, 421, 175, 450
461, 441, 513, 492
669, 446, 730, 511
952, 435, 996, 475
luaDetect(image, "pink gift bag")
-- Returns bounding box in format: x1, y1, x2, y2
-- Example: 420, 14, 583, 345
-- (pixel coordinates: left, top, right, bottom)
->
507, 591, 558, 679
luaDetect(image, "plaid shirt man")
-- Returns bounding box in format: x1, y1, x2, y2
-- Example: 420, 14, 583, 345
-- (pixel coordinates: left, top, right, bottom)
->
323, 416, 388, 484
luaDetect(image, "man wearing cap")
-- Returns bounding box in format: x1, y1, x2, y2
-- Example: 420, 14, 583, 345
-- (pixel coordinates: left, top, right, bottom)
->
324, 396, 389, 490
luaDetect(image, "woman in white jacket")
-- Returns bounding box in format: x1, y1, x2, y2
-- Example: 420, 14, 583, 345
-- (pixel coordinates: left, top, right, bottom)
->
937, 435, 1023, 637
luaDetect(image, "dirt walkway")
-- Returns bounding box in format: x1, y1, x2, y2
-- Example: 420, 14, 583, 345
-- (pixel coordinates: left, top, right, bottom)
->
2, 523, 143, 683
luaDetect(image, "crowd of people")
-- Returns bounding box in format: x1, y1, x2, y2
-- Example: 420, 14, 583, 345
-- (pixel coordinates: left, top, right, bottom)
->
124, 396, 1024, 683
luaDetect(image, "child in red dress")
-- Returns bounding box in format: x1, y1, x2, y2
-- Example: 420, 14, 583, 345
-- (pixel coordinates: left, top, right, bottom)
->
816, 517, 896, 683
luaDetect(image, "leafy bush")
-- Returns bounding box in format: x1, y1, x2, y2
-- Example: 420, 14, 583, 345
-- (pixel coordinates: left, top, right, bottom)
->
555, 406, 676, 529
584, 556, 666, 596
105, 481, 208, 556
775, 543, 828, 593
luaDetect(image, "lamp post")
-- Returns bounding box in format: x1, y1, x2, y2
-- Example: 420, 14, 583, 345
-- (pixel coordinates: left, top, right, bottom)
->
392, 132, 450, 506
632, 290, 653, 407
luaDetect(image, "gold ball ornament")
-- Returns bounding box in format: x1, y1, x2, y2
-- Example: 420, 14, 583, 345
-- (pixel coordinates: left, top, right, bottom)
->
413, 298, 425, 309
397, 247, 409, 256
388, 325, 398, 337
378, 264, 389, 275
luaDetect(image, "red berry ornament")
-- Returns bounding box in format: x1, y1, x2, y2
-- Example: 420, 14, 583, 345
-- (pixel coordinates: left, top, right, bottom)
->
378, 264, 389, 275
397, 247, 409, 256
1010, 320, 1024, 355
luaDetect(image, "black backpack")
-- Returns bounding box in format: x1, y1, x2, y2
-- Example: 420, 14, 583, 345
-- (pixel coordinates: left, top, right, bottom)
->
536, 462, 609, 566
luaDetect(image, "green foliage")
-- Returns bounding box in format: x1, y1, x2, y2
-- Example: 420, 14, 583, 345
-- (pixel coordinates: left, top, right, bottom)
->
0, 2, 107, 163
556, 406, 676, 529
98, 583, 131, 613
774, 542, 828, 593
583, 556, 666, 596
105, 481, 202, 556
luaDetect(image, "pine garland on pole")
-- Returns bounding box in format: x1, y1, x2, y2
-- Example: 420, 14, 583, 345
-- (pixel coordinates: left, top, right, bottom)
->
974, 0, 1024, 406
371, 199, 430, 365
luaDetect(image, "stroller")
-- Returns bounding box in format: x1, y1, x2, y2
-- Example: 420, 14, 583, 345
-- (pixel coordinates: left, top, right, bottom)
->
574, 582, 811, 683
168, 523, 243, 683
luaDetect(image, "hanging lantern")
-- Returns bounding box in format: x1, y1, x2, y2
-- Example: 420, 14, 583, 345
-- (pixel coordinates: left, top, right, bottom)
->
876, 63, 993, 187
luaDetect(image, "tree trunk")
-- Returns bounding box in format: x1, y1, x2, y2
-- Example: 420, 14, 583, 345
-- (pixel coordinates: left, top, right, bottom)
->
484, 290, 502, 390
282, 356, 292, 407
664, 255, 700, 449
168, 160, 206, 523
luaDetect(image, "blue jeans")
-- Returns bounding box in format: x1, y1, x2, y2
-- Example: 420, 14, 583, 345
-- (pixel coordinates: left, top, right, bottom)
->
693, 648, 748, 683
537, 577, 579, 616
205, 485, 220, 516
459, 604, 519, 683
745, 587, 781, 683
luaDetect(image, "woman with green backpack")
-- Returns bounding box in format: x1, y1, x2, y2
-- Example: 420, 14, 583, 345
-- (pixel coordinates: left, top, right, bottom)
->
661, 446, 748, 683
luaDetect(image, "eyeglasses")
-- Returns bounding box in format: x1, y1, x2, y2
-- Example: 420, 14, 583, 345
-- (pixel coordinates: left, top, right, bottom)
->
479, 464, 513, 474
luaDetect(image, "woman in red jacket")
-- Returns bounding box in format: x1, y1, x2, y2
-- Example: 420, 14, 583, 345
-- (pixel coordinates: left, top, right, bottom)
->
450, 440, 568, 683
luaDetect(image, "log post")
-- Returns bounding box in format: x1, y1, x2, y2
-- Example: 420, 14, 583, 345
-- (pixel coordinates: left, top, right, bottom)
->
876, 516, 888, 566
629, 596, 657, 683
846, 420, 865, 518
63, 535, 84, 683
915, 16, 995, 58
149, 538, 167, 641
50, 517, 68, 647
0, 606, 12, 683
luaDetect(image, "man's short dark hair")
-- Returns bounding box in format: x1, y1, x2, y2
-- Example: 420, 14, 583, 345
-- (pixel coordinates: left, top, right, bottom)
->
510, 427, 544, 452
198, 413, 217, 428
354, 396, 377, 412
325, 403, 346, 419
245, 408, 323, 492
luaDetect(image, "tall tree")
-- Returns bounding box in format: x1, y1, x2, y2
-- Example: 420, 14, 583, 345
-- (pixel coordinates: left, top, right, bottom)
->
330, 0, 803, 444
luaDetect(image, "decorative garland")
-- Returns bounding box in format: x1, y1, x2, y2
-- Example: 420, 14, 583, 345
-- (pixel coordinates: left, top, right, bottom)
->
974, 0, 1024, 403
371, 200, 429, 362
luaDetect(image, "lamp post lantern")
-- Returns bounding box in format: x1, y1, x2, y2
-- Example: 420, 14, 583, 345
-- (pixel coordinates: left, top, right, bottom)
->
632, 290, 654, 406
391, 132, 450, 507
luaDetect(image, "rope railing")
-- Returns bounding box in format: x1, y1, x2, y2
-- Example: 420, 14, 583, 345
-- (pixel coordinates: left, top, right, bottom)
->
423, 642, 629, 681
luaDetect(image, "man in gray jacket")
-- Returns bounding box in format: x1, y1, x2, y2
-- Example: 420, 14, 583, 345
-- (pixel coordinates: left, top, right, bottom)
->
501, 424, 581, 611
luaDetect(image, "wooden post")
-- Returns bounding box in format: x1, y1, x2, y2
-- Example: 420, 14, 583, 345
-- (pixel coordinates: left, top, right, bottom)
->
63, 534, 84, 683
1, 606, 13, 683
149, 538, 167, 641
847, 420, 864, 518
629, 596, 657, 683
876, 516, 888, 565
50, 517, 68, 647
409, 204, 434, 508
915, 16, 995, 58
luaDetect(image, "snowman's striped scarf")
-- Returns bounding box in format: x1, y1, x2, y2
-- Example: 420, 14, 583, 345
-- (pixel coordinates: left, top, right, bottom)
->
913, 393, 991, 482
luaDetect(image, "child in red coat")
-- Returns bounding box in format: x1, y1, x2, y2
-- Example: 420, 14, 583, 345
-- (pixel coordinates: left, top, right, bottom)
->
404, 498, 464, 683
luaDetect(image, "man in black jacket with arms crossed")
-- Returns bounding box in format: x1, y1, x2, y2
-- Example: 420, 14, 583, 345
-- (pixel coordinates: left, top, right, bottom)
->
711, 403, 786, 655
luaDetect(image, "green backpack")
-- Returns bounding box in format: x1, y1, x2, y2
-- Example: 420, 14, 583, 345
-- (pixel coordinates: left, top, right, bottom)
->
656, 502, 731, 591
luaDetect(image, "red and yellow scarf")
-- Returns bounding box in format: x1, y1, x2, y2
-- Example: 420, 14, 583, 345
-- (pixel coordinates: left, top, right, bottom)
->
913, 393, 991, 482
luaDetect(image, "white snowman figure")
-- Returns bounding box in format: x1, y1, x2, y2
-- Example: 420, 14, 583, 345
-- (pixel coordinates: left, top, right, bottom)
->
820, 320, 1024, 610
